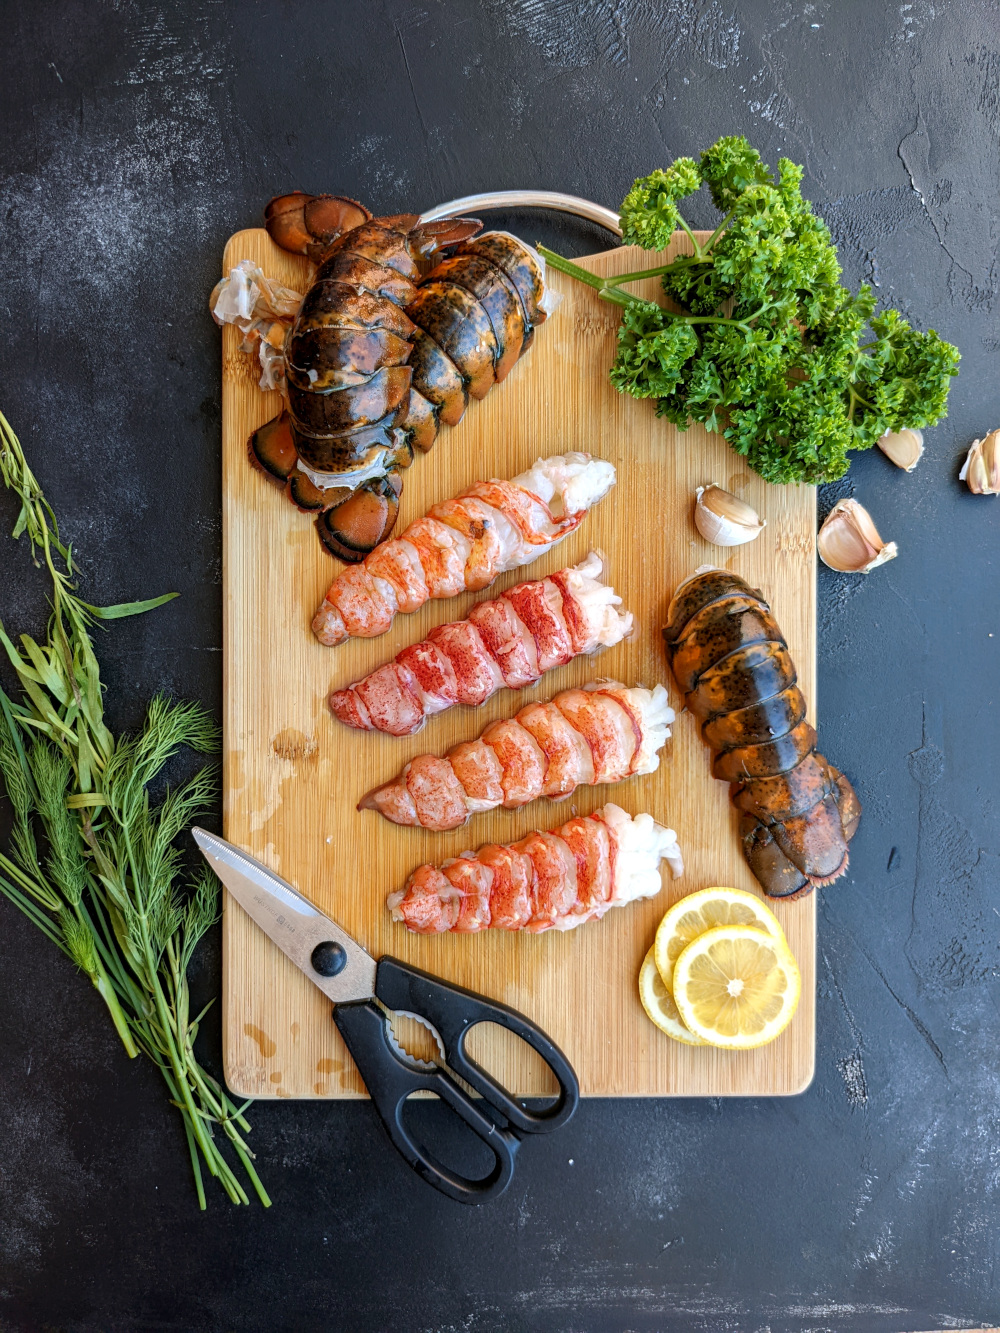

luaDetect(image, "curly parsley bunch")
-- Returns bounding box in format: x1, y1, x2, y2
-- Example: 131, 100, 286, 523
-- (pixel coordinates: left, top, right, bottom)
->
541, 136, 959, 485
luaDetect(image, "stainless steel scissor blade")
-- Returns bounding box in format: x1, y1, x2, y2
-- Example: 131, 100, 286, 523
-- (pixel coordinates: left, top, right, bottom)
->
191, 827, 376, 1005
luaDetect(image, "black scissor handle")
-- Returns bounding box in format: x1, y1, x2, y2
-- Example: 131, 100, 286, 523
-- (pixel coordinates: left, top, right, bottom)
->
374, 957, 580, 1136
333, 998, 518, 1204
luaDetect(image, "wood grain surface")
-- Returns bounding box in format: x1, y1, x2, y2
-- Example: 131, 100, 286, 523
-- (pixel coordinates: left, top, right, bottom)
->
220, 227, 817, 1099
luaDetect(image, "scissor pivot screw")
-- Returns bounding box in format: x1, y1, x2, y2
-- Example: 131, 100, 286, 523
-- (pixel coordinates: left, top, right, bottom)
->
311, 941, 348, 977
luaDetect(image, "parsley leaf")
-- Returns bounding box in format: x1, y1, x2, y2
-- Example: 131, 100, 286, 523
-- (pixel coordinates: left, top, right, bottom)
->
540, 136, 960, 485
619, 161, 702, 251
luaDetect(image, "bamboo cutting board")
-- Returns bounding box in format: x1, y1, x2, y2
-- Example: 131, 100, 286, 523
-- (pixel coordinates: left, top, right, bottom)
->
220, 227, 816, 1099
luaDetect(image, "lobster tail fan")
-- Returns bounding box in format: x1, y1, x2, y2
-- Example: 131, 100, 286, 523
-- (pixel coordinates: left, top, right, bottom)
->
407, 217, 483, 267
265, 192, 372, 258
248, 409, 297, 483
315, 473, 402, 562
739, 817, 811, 900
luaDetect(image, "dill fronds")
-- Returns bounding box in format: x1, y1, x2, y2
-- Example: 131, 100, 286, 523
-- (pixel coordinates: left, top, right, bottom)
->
0, 408, 269, 1209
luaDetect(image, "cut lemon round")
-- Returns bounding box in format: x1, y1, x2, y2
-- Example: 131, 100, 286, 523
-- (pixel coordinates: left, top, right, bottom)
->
653, 886, 786, 991
638, 948, 706, 1045
672, 924, 801, 1050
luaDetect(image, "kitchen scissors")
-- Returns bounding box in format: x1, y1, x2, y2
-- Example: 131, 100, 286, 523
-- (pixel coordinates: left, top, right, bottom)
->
192, 828, 579, 1204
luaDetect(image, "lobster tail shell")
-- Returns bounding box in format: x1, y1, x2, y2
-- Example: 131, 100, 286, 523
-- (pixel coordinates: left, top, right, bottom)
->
407, 216, 484, 262
405, 281, 499, 399
663, 569, 752, 642
664, 571, 860, 898
452, 232, 549, 329
740, 763, 858, 899
315, 473, 402, 562
256, 193, 550, 562
402, 231, 552, 444
271, 212, 481, 491
425, 254, 527, 382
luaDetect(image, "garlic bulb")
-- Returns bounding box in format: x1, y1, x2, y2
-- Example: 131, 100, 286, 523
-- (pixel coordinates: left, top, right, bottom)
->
877, 428, 924, 472
959, 430, 1000, 495
818, 499, 897, 573
694, 484, 765, 547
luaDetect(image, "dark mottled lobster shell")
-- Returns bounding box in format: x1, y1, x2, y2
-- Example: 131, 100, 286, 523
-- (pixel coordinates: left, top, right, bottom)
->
663, 570, 861, 899
252, 192, 550, 564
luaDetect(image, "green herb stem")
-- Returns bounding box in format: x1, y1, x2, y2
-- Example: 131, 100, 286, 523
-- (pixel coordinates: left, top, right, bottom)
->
540, 245, 774, 334
674, 214, 704, 259
0, 409, 269, 1209
700, 207, 736, 255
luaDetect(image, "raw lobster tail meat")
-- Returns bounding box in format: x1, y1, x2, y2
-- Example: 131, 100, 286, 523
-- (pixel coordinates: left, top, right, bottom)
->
329, 552, 632, 737
311, 453, 616, 646
662, 570, 861, 899
361, 682, 674, 830
386, 803, 683, 934
245, 193, 554, 561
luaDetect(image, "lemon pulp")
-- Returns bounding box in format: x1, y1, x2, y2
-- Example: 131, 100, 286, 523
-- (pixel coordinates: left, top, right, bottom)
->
671, 924, 801, 1050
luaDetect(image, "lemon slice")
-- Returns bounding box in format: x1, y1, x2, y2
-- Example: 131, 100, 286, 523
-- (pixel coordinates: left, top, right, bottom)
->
638, 947, 706, 1044
672, 925, 801, 1049
653, 886, 786, 991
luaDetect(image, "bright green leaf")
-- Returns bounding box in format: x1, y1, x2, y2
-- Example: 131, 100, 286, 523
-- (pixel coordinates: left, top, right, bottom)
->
84, 592, 179, 620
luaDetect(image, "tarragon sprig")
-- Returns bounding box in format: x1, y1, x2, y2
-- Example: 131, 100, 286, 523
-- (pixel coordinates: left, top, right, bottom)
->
0, 408, 270, 1209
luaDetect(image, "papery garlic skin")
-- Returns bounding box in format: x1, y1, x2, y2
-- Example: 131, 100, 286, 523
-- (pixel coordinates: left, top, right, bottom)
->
818, 498, 898, 573
959, 430, 1000, 495
877, 428, 924, 472
694, 484, 766, 547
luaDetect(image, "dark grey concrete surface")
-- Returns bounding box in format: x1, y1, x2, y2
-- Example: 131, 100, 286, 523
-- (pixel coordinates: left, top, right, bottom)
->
1, 2, 998, 1330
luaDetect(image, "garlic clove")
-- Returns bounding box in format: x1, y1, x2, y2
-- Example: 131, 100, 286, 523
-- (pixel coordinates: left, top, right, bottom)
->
818, 498, 898, 573
959, 430, 1000, 495
877, 428, 924, 472
694, 484, 766, 547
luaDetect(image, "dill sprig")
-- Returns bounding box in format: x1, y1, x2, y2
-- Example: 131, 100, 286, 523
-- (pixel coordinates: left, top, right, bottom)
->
0, 408, 270, 1209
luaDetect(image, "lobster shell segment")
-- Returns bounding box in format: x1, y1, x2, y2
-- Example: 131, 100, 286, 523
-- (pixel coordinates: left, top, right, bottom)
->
664, 571, 860, 899
265, 210, 485, 500
405, 280, 499, 400
427, 254, 527, 382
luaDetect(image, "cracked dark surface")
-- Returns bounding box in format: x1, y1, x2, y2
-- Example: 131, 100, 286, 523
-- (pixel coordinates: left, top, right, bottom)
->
1, 1, 999, 1330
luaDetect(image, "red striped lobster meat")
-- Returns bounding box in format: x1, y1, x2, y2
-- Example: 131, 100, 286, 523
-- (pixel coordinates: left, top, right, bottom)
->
329, 553, 632, 737
361, 682, 673, 831
387, 803, 683, 934
311, 452, 615, 646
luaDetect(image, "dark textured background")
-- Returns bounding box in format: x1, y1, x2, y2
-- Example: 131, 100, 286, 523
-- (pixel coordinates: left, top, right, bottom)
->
1, 2, 998, 1330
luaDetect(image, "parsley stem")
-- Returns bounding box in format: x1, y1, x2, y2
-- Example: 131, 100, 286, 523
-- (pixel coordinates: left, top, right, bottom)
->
539, 245, 772, 329
675, 215, 704, 259
605, 264, 678, 287
535, 246, 650, 306
848, 386, 878, 414
603, 255, 710, 289
701, 208, 735, 254
536, 245, 604, 288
